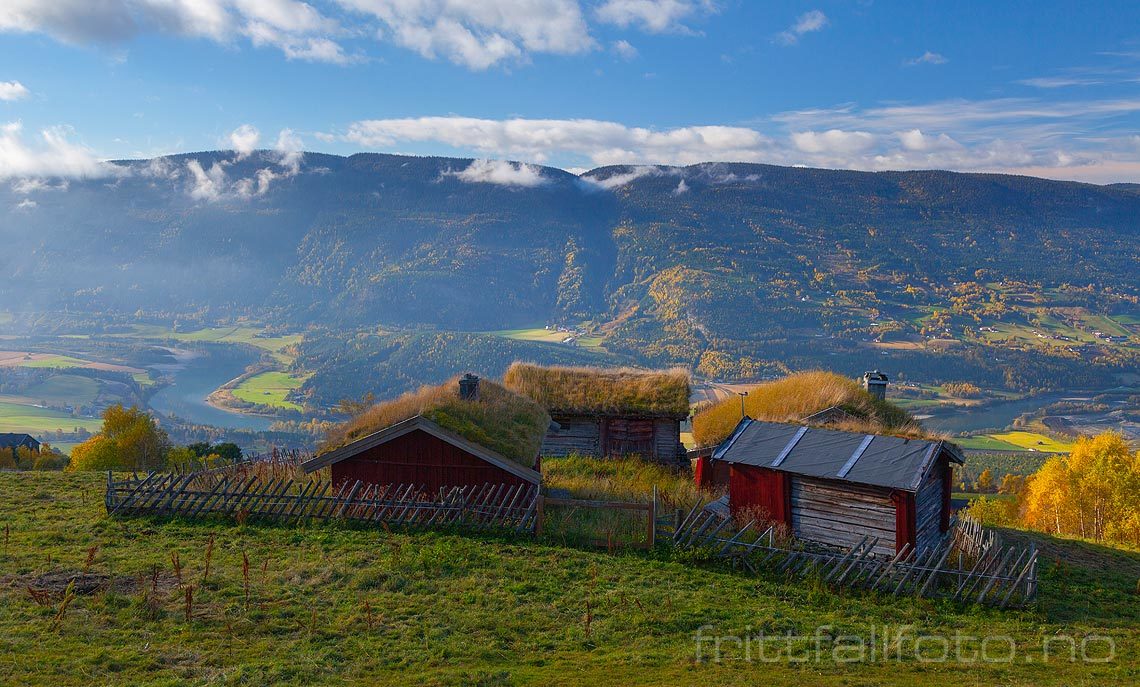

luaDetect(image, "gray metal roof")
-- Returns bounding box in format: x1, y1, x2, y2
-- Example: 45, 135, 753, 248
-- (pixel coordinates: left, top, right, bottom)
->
712, 419, 963, 492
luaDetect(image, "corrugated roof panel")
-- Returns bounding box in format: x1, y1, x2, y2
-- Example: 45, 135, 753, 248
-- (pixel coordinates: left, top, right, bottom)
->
716, 422, 802, 467
712, 420, 954, 491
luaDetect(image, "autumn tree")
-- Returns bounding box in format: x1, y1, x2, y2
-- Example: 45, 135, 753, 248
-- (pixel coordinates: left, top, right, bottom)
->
1020, 432, 1140, 545
975, 468, 996, 493
67, 404, 171, 471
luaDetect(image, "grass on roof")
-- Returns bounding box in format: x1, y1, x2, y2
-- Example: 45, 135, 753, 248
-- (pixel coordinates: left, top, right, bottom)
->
320, 376, 550, 467
502, 363, 690, 416
692, 370, 925, 447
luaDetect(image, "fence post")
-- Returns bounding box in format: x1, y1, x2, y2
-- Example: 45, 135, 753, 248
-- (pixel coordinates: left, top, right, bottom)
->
647, 485, 657, 549
534, 494, 545, 537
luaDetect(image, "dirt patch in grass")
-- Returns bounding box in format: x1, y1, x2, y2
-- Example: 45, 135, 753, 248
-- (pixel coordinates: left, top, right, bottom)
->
13, 569, 179, 598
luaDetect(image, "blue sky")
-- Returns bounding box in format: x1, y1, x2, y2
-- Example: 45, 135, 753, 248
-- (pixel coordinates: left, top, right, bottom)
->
2, 0, 1140, 183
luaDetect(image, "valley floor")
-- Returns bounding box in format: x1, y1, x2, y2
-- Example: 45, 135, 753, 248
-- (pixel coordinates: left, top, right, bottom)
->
0, 472, 1137, 686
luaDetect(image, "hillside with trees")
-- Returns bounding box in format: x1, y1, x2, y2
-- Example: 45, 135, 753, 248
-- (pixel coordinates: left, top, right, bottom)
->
3, 152, 1138, 398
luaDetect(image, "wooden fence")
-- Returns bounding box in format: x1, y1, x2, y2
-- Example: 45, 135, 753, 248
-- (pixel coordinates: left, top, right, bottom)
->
667, 502, 1038, 609
105, 472, 539, 532
535, 487, 658, 549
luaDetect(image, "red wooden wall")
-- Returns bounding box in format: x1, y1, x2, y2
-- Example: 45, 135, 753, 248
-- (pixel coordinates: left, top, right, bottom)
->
331, 428, 534, 493
728, 464, 792, 526
694, 455, 731, 490
892, 490, 916, 553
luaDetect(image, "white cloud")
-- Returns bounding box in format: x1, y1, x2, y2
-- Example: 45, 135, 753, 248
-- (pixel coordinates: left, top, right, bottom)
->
791, 129, 875, 154
0, 0, 352, 64
274, 128, 304, 174
672, 178, 688, 194
896, 129, 959, 152
448, 158, 547, 186
611, 39, 638, 60
14, 198, 37, 210
344, 116, 774, 166
0, 80, 30, 101
0, 121, 113, 179
595, 0, 715, 34
228, 124, 260, 158
337, 0, 595, 69
905, 51, 947, 66
185, 159, 228, 201
338, 98, 1140, 182
776, 9, 826, 45
12, 177, 69, 194
580, 165, 658, 189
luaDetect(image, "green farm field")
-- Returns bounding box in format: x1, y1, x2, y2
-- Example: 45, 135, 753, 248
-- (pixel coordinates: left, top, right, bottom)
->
1, 472, 1137, 686
487, 327, 606, 352
118, 325, 302, 365
231, 371, 307, 411
19, 375, 101, 407
956, 431, 1075, 453
0, 401, 103, 435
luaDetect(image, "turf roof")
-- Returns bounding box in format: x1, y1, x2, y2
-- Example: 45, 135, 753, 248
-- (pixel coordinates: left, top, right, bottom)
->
319, 376, 550, 467
502, 363, 691, 417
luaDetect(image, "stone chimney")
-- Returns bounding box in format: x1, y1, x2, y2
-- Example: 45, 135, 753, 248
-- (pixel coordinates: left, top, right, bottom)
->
459, 373, 480, 400
862, 370, 888, 401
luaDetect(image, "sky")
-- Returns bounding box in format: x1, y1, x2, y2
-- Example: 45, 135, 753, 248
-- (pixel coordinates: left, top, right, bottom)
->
2, 0, 1140, 184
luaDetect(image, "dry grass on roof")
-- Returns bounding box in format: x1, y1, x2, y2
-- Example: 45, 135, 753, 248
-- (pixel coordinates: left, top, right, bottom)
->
692, 370, 930, 447
319, 377, 550, 467
502, 362, 691, 416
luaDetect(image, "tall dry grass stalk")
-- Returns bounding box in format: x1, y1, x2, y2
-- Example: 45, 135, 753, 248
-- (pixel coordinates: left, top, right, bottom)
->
202, 534, 216, 582
242, 551, 250, 611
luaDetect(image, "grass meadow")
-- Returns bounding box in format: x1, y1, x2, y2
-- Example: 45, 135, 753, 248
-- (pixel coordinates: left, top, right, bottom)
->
0, 401, 103, 435
231, 371, 307, 411
0, 471, 1137, 686
956, 431, 1075, 453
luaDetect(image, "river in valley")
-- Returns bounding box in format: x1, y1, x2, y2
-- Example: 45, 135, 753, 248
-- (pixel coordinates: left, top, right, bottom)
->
147, 346, 274, 431
917, 392, 1086, 434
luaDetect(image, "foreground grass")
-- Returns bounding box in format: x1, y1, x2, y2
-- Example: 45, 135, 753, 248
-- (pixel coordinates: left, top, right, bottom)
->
0, 472, 1137, 686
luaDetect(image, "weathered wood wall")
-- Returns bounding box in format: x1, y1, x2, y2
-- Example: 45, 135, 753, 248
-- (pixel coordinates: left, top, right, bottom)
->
540, 415, 685, 465
540, 417, 600, 457
914, 458, 948, 553
790, 477, 897, 557
653, 418, 684, 465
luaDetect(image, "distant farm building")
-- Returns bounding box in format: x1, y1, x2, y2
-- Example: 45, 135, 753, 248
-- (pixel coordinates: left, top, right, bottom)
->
302, 375, 546, 492
503, 363, 689, 466
0, 433, 40, 459
700, 419, 963, 556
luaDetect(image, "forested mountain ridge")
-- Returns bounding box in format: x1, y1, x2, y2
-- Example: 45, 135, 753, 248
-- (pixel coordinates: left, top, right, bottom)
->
3, 151, 1138, 391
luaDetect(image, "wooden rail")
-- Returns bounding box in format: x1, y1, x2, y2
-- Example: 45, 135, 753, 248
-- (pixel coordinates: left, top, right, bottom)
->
666, 501, 1038, 608
106, 472, 539, 533
534, 486, 657, 549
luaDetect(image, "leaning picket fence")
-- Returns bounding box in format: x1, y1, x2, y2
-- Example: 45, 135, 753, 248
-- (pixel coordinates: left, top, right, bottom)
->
105, 472, 540, 533
667, 502, 1037, 609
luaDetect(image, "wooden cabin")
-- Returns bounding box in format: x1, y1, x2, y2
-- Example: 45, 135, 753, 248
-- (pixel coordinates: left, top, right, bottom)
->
0, 433, 40, 461
704, 419, 963, 557
502, 363, 690, 466
301, 375, 547, 492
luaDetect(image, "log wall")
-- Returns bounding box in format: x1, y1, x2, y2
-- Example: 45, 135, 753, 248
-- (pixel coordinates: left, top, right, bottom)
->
540, 417, 600, 457
790, 477, 897, 557
914, 458, 948, 553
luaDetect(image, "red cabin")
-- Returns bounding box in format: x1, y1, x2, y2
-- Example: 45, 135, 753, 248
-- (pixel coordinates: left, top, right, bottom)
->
301, 415, 542, 492
701, 419, 963, 557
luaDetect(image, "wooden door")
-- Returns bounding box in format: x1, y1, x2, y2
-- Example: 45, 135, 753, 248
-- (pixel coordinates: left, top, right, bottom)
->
604, 418, 655, 458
